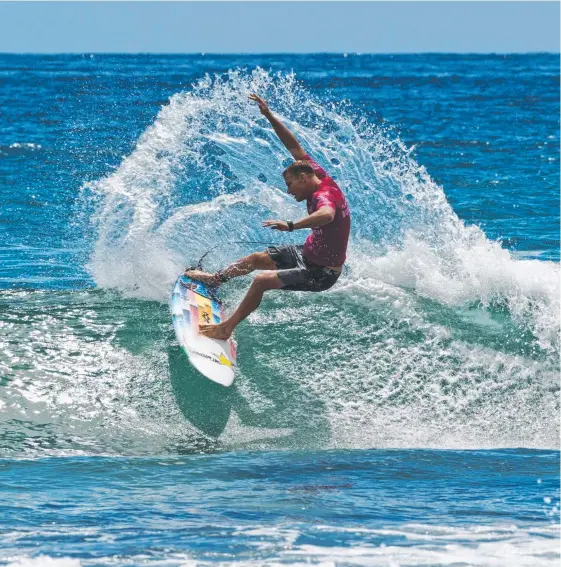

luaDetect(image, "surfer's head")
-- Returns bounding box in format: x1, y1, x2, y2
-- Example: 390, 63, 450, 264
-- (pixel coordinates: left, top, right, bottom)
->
283, 161, 320, 201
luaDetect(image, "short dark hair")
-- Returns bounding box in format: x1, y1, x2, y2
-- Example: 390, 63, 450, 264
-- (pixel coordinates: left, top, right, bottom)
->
283, 160, 315, 177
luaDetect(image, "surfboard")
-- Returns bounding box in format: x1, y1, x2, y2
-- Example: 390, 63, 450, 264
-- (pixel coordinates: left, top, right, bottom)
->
171, 275, 237, 387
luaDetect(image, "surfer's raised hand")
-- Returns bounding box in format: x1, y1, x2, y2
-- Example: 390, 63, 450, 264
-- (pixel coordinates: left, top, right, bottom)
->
262, 219, 290, 231
250, 94, 307, 160
249, 94, 271, 116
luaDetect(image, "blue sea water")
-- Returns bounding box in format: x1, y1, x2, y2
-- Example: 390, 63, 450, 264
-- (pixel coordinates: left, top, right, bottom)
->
0, 54, 559, 565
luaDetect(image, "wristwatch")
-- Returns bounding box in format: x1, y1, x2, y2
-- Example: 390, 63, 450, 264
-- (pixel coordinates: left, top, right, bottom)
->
286, 221, 294, 232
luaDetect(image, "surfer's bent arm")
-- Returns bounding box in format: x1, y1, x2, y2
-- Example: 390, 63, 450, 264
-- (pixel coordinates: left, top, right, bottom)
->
294, 207, 335, 229
263, 207, 335, 231
249, 94, 307, 160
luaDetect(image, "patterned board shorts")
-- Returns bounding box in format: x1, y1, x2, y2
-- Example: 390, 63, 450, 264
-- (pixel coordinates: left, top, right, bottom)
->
266, 245, 341, 292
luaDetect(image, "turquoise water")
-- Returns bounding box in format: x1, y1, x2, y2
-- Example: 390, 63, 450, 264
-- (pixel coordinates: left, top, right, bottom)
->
0, 54, 559, 565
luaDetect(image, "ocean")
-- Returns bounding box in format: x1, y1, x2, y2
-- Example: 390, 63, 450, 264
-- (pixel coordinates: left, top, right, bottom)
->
0, 53, 559, 566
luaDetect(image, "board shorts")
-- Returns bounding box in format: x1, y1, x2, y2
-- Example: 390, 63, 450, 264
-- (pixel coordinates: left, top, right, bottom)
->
266, 245, 341, 292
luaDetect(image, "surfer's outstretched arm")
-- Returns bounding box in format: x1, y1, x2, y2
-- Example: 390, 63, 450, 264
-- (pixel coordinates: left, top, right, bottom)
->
249, 94, 307, 160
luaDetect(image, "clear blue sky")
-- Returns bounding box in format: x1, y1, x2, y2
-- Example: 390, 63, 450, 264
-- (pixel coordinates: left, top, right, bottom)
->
0, 1, 559, 53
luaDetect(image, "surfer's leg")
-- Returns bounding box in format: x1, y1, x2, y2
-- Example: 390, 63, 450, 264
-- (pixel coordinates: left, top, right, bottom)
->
199, 272, 282, 340
216, 251, 277, 280
185, 251, 276, 286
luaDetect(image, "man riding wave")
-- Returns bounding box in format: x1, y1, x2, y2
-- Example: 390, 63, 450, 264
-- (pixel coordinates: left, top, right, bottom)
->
185, 94, 351, 340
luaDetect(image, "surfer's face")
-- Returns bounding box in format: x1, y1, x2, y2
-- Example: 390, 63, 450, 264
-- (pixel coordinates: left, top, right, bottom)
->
283, 172, 312, 202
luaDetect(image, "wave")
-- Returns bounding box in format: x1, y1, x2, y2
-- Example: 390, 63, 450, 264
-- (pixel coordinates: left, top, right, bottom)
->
84, 68, 559, 352
3, 68, 556, 455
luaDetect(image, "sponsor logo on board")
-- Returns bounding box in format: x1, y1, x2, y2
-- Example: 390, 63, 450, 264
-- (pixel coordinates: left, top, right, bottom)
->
185, 347, 235, 368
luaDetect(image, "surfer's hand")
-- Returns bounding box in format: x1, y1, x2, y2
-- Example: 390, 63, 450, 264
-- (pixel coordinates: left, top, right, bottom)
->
262, 220, 289, 231
249, 94, 271, 116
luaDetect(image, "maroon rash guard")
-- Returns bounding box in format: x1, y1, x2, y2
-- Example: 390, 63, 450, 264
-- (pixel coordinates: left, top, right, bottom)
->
301, 154, 351, 266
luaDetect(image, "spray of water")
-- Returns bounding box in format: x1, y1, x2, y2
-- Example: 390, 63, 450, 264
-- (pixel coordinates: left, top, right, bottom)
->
72, 68, 560, 450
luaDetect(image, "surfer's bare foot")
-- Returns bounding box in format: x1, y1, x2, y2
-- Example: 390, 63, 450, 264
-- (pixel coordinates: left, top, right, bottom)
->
199, 322, 233, 340
184, 269, 221, 287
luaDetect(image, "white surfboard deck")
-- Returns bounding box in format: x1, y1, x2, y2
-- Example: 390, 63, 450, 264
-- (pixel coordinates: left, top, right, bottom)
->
171, 275, 237, 387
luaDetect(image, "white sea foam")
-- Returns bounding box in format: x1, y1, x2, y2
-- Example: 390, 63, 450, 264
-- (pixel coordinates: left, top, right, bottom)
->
5, 525, 557, 566
288, 523, 561, 566
6, 557, 81, 567
211, 523, 560, 566
350, 230, 559, 352
9, 142, 42, 149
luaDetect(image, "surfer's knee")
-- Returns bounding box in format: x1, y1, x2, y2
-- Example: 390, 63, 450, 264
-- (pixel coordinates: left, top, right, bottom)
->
249, 251, 277, 271
252, 272, 282, 291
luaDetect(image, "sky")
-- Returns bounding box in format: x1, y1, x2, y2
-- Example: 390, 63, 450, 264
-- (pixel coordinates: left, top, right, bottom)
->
0, 1, 559, 53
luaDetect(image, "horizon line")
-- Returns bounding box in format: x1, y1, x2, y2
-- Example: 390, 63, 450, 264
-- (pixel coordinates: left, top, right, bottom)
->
1, 51, 559, 55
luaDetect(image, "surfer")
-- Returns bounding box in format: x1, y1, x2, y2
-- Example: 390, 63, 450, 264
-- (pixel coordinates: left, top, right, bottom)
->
185, 94, 351, 340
